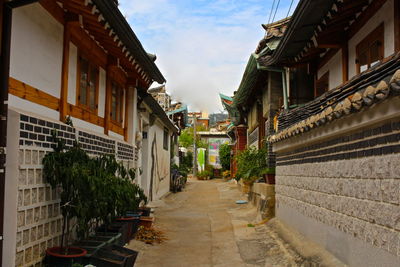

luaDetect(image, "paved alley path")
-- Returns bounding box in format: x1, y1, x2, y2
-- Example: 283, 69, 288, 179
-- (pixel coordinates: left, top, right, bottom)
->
127, 178, 330, 267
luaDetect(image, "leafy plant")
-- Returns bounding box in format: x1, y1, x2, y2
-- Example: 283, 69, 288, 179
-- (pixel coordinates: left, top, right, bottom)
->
235, 145, 274, 184
219, 143, 231, 171
42, 130, 148, 250
178, 126, 208, 148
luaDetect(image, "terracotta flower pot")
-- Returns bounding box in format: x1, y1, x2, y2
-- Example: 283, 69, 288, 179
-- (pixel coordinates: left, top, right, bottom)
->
45, 247, 87, 267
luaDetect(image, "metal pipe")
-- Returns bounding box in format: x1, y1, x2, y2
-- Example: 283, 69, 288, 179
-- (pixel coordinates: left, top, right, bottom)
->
281, 71, 289, 110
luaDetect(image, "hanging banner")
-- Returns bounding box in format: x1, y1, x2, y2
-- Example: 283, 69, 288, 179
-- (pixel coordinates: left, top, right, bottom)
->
197, 148, 206, 172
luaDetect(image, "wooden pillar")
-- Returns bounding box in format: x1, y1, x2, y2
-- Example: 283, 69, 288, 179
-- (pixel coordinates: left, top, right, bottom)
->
59, 21, 70, 121
123, 87, 129, 141
395, 0, 400, 52
104, 71, 111, 135
342, 43, 349, 83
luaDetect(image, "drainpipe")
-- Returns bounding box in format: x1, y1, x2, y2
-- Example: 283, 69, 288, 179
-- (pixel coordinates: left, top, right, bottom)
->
0, 0, 39, 264
265, 67, 289, 110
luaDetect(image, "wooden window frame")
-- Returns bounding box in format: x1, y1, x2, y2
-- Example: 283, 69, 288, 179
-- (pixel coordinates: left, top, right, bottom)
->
356, 23, 384, 74
163, 127, 169, 150
110, 80, 125, 127
76, 52, 100, 113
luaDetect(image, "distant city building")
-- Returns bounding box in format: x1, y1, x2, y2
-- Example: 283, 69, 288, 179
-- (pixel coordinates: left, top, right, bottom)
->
209, 112, 229, 126
148, 85, 171, 111
188, 111, 209, 129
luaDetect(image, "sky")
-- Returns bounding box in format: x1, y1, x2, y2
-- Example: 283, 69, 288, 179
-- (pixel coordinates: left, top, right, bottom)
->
119, 0, 298, 113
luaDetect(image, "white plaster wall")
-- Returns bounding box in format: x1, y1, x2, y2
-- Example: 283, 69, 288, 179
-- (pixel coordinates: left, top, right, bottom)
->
10, 3, 63, 98
109, 130, 124, 141
98, 68, 106, 118
348, 0, 395, 78
67, 43, 78, 105
151, 120, 171, 200
70, 117, 104, 136
8, 95, 59, 122
318, 50, 343, 90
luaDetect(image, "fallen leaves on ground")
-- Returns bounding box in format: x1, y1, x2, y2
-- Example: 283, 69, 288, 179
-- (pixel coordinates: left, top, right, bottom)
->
136, 226, 168, 245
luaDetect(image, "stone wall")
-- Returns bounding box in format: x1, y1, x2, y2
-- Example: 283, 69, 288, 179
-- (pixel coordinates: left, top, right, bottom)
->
275, 118, 400, 267
248, 183, 275, 219
8, 110, 135, 267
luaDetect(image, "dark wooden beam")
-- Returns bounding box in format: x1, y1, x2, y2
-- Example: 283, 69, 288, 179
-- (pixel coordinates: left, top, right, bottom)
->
395, 0, 400, 52
342, 43, 349, 83
347, 0, 388, 39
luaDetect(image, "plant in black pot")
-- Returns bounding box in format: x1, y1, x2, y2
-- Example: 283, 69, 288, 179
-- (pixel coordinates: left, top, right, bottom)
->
42, 132, 89, 266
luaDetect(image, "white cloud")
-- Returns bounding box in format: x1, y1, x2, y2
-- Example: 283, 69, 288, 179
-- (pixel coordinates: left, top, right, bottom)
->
118, 0, 293, 112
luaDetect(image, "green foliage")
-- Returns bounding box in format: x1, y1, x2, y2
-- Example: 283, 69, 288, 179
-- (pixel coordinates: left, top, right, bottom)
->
235, 145, 274, 183
42, 130, 148, 246
178, 126, 208, 148
219, 143, 231, 171
197, 169, 212, 179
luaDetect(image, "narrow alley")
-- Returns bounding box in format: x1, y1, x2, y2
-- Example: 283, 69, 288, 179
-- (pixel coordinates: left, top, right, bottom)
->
128, 178, 343, 267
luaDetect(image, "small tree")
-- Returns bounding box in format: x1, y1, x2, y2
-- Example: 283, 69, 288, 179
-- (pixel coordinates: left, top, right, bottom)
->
219, 143, 231, 171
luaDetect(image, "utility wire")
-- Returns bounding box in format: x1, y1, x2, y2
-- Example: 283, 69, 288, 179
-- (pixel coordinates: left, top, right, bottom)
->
267, 0, 276, 25
272, 0, 281, 23
286, 0, 295, 17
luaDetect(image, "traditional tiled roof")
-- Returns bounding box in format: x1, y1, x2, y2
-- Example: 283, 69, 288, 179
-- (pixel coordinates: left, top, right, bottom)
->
92, 0, 165, 83
270, 53, 400, 143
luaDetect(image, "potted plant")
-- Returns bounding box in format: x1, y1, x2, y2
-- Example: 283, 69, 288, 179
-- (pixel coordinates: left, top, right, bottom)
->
43, 132, 88, 265
235, 146, 270, 193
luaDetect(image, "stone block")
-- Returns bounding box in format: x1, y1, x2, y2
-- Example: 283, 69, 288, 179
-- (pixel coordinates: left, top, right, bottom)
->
40, 241, 46, 257
31, 188, 37, 205
27, 169, 35, 185
34, 207, 40, 223
19, 170, 26, 186
24, 246, 32, 264
18, 190, 23, 208
26, 208, 33, 225
44, 223, 49, 237
39, 151, 45, 165
37, 225, 43, 240
48, 204, 53, 218
387, 230, 399, 255
381, 179, 400, 205
35, 169, 43, 184
30, 227, 37, 242
16, 231, 22, 248
33, 244, 40, 262
40, 206, 46, 220
38, 187, 45, 203
51, 221, 56, 234
25, 150, 31, 165
23, 229, 29, 245
32, 150, 38, 165
365, 179, 381, 201
17, 211, 25, 227
15, 251, 24, 267
45, 187, 51, 201
18, 150, 24, 165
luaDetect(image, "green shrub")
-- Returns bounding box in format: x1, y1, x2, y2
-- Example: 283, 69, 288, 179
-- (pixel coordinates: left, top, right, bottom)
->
219, 143, 231, 171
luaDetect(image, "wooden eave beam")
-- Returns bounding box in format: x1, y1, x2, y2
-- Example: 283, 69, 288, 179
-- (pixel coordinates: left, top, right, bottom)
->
347, 0, 388, 39
39, 0, 65, 24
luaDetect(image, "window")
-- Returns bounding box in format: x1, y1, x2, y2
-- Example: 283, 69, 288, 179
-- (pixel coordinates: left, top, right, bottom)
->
163, 128, 169, 150
77, 55, 99, 111
315, 71, 329, 97
356, 23, 384, 74
111, 81, 124, 124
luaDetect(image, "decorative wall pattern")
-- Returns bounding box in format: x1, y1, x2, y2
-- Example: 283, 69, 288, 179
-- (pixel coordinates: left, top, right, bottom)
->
14, 112, 135, 266
275, 119, 400, 259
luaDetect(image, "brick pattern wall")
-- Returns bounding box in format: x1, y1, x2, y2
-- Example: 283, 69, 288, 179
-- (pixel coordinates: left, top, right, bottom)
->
14, 113, 135, 266
276, 120, 400, 258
